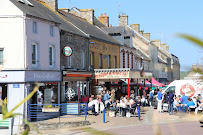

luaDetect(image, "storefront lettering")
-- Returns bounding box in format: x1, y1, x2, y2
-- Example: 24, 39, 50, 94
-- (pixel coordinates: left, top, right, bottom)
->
33, 73, 59, 79
95, 71, 129, 79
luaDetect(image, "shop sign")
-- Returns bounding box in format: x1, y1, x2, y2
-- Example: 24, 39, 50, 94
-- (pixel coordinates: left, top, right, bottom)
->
13, 84, 20, 88
95, 71, 129, 79
63, 46, 72, 57
0, 71, 25, 83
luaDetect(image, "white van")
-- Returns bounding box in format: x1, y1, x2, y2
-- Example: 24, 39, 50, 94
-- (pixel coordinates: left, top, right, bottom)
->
162, 79, 203, 97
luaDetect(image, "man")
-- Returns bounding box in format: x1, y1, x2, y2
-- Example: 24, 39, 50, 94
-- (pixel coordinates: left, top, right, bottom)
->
186, 98, 195, 107
167, 91, 174, 115
180, 93, 188, 112
149, 88, 153, 107
88, 98, 97, 116
157, 89, 163, 113
103, 90, 110, 108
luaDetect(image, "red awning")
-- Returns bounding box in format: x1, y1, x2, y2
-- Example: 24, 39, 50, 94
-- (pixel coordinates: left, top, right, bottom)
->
152, 77, 165, 87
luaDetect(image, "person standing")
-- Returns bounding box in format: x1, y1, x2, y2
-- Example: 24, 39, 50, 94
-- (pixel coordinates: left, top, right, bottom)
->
167, 91, 174, 115
149, 88, 153, 107
157, 89, 163, 113
103, 90, 110, 108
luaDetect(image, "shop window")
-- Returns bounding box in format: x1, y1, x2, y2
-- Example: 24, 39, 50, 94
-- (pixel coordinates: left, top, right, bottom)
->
64, 82, 79, 102
32, 42, 39, 66
49, 45, 55, 66
0, 49, 4, 65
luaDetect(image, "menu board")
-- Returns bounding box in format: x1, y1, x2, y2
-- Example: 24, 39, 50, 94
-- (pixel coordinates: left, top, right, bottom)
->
44, 89, 52, 104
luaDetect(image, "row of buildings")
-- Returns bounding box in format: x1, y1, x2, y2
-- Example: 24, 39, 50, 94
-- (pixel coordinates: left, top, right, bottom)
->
0, 0, 180, 133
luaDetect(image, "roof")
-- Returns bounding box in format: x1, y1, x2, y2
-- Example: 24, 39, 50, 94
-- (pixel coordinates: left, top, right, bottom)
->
158, 56, 167, 64
137, 48, 151, 61
101, 26, 125, 34
10, 0, 87, 37
124, 30, 133, 37
58, 11, 120, 45
94, 17, 106, 28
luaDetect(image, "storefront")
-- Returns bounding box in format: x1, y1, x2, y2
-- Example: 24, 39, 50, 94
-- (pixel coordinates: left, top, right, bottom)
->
61, 71, 93, 103
0, 70, 61, 132
94, 68, 152, 97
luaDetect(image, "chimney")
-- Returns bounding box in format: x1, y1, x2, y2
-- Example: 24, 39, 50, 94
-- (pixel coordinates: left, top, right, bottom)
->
130, 24, 140, 32
41, 0, 58, 11
139, 30, 144, 35
98, 13, 109, 27
151, 40, 161, 48
80, 9, 94, 24
119, 13, 128, 26
166, 45, 169, 51
143, 33, 150, 40
109, 24, 112, 27
161, 43, 166, 49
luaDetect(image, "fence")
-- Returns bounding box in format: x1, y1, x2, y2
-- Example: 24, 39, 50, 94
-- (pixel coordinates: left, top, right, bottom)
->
28, 103, 88, 122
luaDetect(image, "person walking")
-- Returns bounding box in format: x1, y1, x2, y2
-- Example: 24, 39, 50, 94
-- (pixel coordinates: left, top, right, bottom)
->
167, 90, 174, 115
157, 89, 163, 113
149, 88, 153, 107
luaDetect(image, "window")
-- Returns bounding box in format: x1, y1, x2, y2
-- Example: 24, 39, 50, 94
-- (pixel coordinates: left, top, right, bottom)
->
123, 52, 125, 68
50, 25, 54, 36
127, 53, 129, 68
68, 56, 71, 68
99, 54, 102, 69
33, 21, 37, 33
81, 51, 85, 68
114, 56, 117, 68
0, 49, 3, 65
108, 55, 110, 69
49, 46, 54, 66
165, 86, 176, 94
32, 42, 38, 66
90, 52, 94, 68
131, 54, 134, 69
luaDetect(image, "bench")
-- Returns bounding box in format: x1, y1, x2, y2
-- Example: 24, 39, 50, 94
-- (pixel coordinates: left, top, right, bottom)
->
0, 118, 9, 128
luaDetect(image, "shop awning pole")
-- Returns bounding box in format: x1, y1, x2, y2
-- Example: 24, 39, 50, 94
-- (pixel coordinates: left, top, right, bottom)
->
128, 78, 130, 98
151, 79, 152, 88
144, 79, 145, 88
137, 78, 138, 96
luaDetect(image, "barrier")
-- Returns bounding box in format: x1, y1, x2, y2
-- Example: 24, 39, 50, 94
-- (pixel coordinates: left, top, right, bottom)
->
28, 103, 88, 122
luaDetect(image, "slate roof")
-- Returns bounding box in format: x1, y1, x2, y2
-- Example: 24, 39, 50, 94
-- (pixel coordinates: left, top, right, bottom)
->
58, 11, 120, 45
101, 26, 125, 34
10, 0, 87, 37
94, 17, 106, 28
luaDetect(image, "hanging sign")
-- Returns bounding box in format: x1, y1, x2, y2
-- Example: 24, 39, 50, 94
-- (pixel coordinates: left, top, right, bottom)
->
63, 46, 72, 57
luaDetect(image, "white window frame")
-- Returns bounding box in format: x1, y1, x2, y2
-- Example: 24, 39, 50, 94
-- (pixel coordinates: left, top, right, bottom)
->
32, 42, 38, 66
33, 21, 38, 33
68, 56, 71, 68
49, 45, 55, 67
99, 54, 102, 69
81, 51, 85, 68
0, 48, 4, 65
50, 25, 54, 37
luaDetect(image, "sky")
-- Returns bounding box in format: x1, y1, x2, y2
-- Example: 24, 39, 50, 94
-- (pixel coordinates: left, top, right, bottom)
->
58, 0, 203, 71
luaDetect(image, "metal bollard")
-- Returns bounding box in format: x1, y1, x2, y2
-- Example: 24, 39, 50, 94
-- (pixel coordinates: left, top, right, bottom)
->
138, 106, 141, 121
103, 109, 105, 123
85, 106, 88, 121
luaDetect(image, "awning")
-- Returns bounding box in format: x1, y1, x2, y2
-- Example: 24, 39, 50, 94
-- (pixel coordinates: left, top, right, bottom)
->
152, 77, 165, 87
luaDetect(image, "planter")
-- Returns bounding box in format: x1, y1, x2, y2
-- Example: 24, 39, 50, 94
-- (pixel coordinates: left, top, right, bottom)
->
42, 108, 59, 112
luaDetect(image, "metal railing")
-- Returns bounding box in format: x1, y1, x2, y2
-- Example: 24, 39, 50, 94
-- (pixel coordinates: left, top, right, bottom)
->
28, 103, 88, 122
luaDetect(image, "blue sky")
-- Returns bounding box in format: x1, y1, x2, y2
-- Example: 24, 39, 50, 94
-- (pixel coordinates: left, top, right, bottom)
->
59, 0, 203, 71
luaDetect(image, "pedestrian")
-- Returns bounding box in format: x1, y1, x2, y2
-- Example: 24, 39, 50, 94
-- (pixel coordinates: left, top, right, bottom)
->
103, 90, 110, 108
157, 88, 163, 113
167, 90, 174, 115
149, 88, 153, 107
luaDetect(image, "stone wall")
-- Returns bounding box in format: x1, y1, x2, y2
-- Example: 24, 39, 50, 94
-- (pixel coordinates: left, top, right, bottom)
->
60, 31, 89, 70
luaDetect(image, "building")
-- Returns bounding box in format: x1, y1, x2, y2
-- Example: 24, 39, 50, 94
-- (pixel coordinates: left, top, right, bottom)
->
0, 0, 63, 133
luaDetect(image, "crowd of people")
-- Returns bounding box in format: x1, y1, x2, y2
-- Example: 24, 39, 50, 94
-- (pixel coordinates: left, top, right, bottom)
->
87, 86, 203, 117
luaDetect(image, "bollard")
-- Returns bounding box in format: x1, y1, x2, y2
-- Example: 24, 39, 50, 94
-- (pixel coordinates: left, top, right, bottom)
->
138, 106, 141, 121
103, 109, 105, 123
85, 106, 88, 121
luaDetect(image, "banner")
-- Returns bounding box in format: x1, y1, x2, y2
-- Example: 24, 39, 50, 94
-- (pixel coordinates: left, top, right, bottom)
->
95, 71, 129, 79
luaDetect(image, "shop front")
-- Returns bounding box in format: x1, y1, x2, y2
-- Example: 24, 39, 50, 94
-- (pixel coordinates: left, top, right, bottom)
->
0, 70, 61, 132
